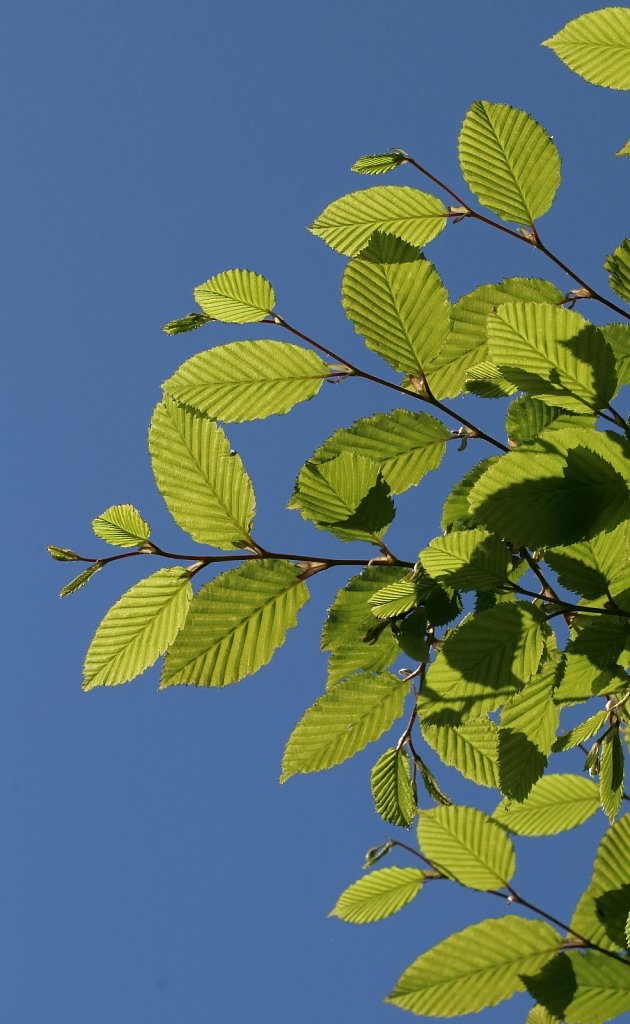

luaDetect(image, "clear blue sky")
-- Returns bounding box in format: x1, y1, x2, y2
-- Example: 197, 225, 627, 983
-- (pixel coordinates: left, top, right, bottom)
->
4, 1, 629, 1021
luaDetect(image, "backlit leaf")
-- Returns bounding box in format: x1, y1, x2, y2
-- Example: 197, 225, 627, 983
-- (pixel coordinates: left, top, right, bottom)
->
506, 397, 594, 445
342, 233, 450, 373
371, 747, 416, 828
330, 867, 426, 924
418, 805, 515, 889
387, 917, 561, 1017
193, 269, 275, 323
570, 812, 630, 952
605, 238, 630, 304
162, 313, 212, 335
161, 560, 308, 688
458, 102, 561, 224
59, 561, 103, 597
351, 151, 407, 175
493, 774, 600, 835
420, 529, 511, 591
600, 727, 625, 822
498, 657, 561, 801
281, 671, 409, 780
524, 951, 630, 1023
149, 398, 255, 549
543, 9, 630, 90
92, 504, 151, 548
290, 452, 394, 544
308, 185, 447, 256
421, 717, 500, 789
83, 568, 192, 689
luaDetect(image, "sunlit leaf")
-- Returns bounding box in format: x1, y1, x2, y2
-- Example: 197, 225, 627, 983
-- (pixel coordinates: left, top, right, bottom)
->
506, 397, 594, 445
524, 951, 630, 1024
59, 561, 103, 597
420, 529, 511, 591
193, 269, 275, 323
162, 313, 212, 335
351, 151, 407, 175
421, 716, 500, 789
543, 9, 630, 90
600, 727, 625, 822
330, 867, 426, 924
371, 747, 416, 828
92, 504, 151, 548
570, 812, 630, 952
493, 774, 600, 835
418, 805, 515, 889
605, 238, 630, 304
498, 657, 561, 801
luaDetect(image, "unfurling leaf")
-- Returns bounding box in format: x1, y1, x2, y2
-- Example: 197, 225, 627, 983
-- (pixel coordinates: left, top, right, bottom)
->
351, 151, 407, 175
193, 269, 276, 323
48, 545, 81, 561
162, 312, 212, 335
59, 561, 103, 597
371, 747, 416, 827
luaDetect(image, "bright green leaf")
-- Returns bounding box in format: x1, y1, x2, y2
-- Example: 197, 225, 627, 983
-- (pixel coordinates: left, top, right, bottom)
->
552, 708, 609, 751
193, 269, 275, 323
545, 520, 630, 603
465, 360, 518, 399
602, 323, 630, 390
369, 576, 423, 619
48, 545, 81, 562
162, 312, 212, 335
498, 657, 561, 801
371, 747, 416, 828
526, 1006, 562, 1024
342, 233, 450, 373
506, 397, 594, 445
441, 458, 500, 532
617, 136, 630, 156
59, 561, 103, 597
161, 560, 308, 688
600, 727, 625, 822
351, 151, 407, 175
422, 716, 500, 789
281, 671, 409, 780
458, 101, 561, 224
493, 774, 600, 835
543, 9, 630, 90
149, 398, 255, 549
308, 185, 447, 256
387, 917, 561, 1017
418, 805, 515, 889
524, 951, 630, 1024
605, 238, 630, 304
330, 867, 426, 924
570, 812, 630, 952
420, 529, 511, 591
83, 567, 192, 689
289, 452, 394, 544
162, 340, 329, 422
92, 504, 151, 548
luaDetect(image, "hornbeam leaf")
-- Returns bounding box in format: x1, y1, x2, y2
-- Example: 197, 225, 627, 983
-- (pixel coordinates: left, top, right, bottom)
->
417, 603, 545, 726
570, 812, 630, 952
342, 233, 450, 373
420, 529, 511, 591
163, 341, 329, 422
441, 457, 500, 531
498, 657, 561, 801
559, 616, 630, 701
605, 238, 630, 304
524, 951, 630, 1024
600, 728, 625, 822
552, 708, 609, 752
602, 323, 630, 390
493, 774, 600, 835
465, 360, 518, 399
387, 917, 561, 1017
161, 560, 308, 688
626, 910, 630, 949
162, 313, 212, 335
468, 432, 630, 548
321, 566, 406, 687
149, 398, 255, 549
308, 185, 447, 256
421, 717, 500, 789
293, 409, 451, 495
83, 568, 192, 688
617, 136, 630, 157
369, 577, 424, 619
424, 278, 563, 400
371, 747, 416, 827
281, 671, 409, 780
458, 102, 561, 224
487, 302, 617, 412
290, 451, 394, 544
92, 504, 151, 548
543, 9, 630, 90
193, 269, 275, 323
60, 562, 103, 597
330, 867, 426, 924
506, 397, 594, 445
418, 805, 515, 890
526, 1006, 562, 1024
351, 152, 407, 175
545, 520, 630, 603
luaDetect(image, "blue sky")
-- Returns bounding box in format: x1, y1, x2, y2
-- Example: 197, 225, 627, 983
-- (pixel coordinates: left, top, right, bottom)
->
4, 1, 629, 1021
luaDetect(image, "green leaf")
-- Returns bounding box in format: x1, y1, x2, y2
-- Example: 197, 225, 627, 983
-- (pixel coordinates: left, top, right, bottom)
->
424, 278, 563, 400
493, 774, 600, 835
626, 910, 630, 949
59, 561, 103, 597
418, 805, 515, 889
392, 610, 430, 661
417, 603, 545, 726
162, 340, 329, 422
290, 452, 394, 544
371, 747, 416, 827
617, 136, 630, 157
524, 951, 630, 1024
321, 566, 405, 687
558, 616, 630, 703
161, 560, 308, 688
506, 397, 594, 445
162, 312, 212, 335
421, 716, 500, 789
193, 269, 276, 323
526, 1006, 562, 1024
48, 545, 81, 562
605, 238, 630, 304
387, 917, 561, 1017
414, 753, 452, 807
82, 568, 192, 689
293, 409, 451, 496
545, 520, 630, 603
552, 708, 609, 751
543, 9, 630, 90
458, 101, 561, 224
369, 577, 424, 619
570, 811, 630, 951
602, 323, 630, 390
600, 727, 625, 822
330, 867, 426, 924
441, 457, 500, 532
487, 302, 617, 412
465, 360, 518, 399
148, 398, 255, 549
342, 233, 450, 373
281, 670, 409, 780
92, 504, 151, 548
308, 185, 447, 256
498, 657, 561, 801
351, 151, 407, 175
420, 529, 511, 591
468, 429, 630, 548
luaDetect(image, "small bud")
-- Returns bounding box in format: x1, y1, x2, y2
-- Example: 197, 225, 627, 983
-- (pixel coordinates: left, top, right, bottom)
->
48, 545, 81, 562
584, 742, 600, 777
363, 840, 394, 869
